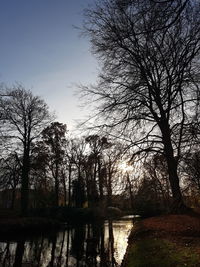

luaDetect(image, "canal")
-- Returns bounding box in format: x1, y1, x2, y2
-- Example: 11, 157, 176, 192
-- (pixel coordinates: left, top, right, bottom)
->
0, 216, 133, 266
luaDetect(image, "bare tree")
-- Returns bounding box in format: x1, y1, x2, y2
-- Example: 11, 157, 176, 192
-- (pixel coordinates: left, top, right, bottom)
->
143, 155, 171, 209
85, 135, 109, 204
82, 0, 200, 212
30, 141, 53, 207
0, 85, 51, 215
103, 142, 123, 207
182, 151, 200, 193
41, 122, 67, 206
68, 138, 87, 207
0, 152, 21, 209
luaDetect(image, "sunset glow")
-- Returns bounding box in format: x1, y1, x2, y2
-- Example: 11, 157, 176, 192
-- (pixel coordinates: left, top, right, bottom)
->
119, 161, 134, 173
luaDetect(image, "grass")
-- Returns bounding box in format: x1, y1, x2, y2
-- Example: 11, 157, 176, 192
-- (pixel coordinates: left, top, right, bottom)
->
126, 238, 200, 267
123, 214, 200, 267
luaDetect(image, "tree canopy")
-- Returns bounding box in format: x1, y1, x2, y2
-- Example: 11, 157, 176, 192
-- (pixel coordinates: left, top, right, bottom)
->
0, 85, 51, 214
83, 0, 200, 211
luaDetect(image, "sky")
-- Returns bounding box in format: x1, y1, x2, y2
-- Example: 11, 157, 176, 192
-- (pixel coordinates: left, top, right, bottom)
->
0, 0, 98, 132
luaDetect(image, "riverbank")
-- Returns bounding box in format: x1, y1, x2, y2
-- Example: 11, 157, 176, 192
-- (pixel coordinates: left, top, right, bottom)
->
0, 217, 60, 237
122, 214, 200, 267
0, 206, 118, 237
0, 208, 60, 237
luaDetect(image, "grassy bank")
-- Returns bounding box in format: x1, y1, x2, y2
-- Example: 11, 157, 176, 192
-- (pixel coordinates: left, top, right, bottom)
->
122, 214, 200, 267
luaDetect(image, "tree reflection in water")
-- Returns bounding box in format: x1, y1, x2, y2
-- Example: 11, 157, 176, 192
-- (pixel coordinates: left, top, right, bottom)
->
13, 240, 25, 267
0, 218, 133, 267
48, 233, 57, 266
71, 225, 85, 266
107, 220, 117, 267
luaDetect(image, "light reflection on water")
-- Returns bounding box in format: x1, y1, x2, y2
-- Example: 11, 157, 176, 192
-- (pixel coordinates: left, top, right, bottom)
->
0, 218, 133, 267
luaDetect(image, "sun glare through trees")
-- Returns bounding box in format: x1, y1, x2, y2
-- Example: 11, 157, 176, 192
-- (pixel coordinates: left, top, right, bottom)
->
0, 0, 200, 266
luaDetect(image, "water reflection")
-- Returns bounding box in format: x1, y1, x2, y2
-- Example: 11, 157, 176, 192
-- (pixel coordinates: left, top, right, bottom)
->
0, 218, 133, 267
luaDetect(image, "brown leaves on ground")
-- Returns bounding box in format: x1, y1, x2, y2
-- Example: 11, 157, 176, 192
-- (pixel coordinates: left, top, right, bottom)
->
124, 214, 200, 266
142, 214, 200, 236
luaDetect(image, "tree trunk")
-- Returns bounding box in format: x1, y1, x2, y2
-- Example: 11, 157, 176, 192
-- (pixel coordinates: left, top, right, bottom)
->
127, 173, 134, 211
68, 164, 72, 207
107, 166, 113, 207
160, 121, 188, 213
21, 147, 30, 216
54, 162, 59, 206
98, 159, 104, 202
63, 179, 67, 206
55, 179, 59, 207
11, 188, 16, 210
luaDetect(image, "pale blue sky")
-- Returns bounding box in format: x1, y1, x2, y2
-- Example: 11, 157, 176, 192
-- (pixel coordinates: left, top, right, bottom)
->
0, 0, 98, 130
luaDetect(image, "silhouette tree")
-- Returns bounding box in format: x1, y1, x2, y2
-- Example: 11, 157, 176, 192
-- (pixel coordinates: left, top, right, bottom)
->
67, 138, 87, 206
64, 139, 77, 207
72, 178, 86, 208
83, 0, 200, 212
103, 142, 122, 207
30, 141, 53, 207
182, 151, 200, 193
0, 85, 51, 215
85, 135, 109, 205
41, 122, 67, 206
144, 155, 171, 209
0, 153, 21, 209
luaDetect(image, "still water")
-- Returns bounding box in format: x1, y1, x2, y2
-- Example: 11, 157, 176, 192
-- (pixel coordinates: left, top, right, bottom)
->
0, 217, 133, 267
